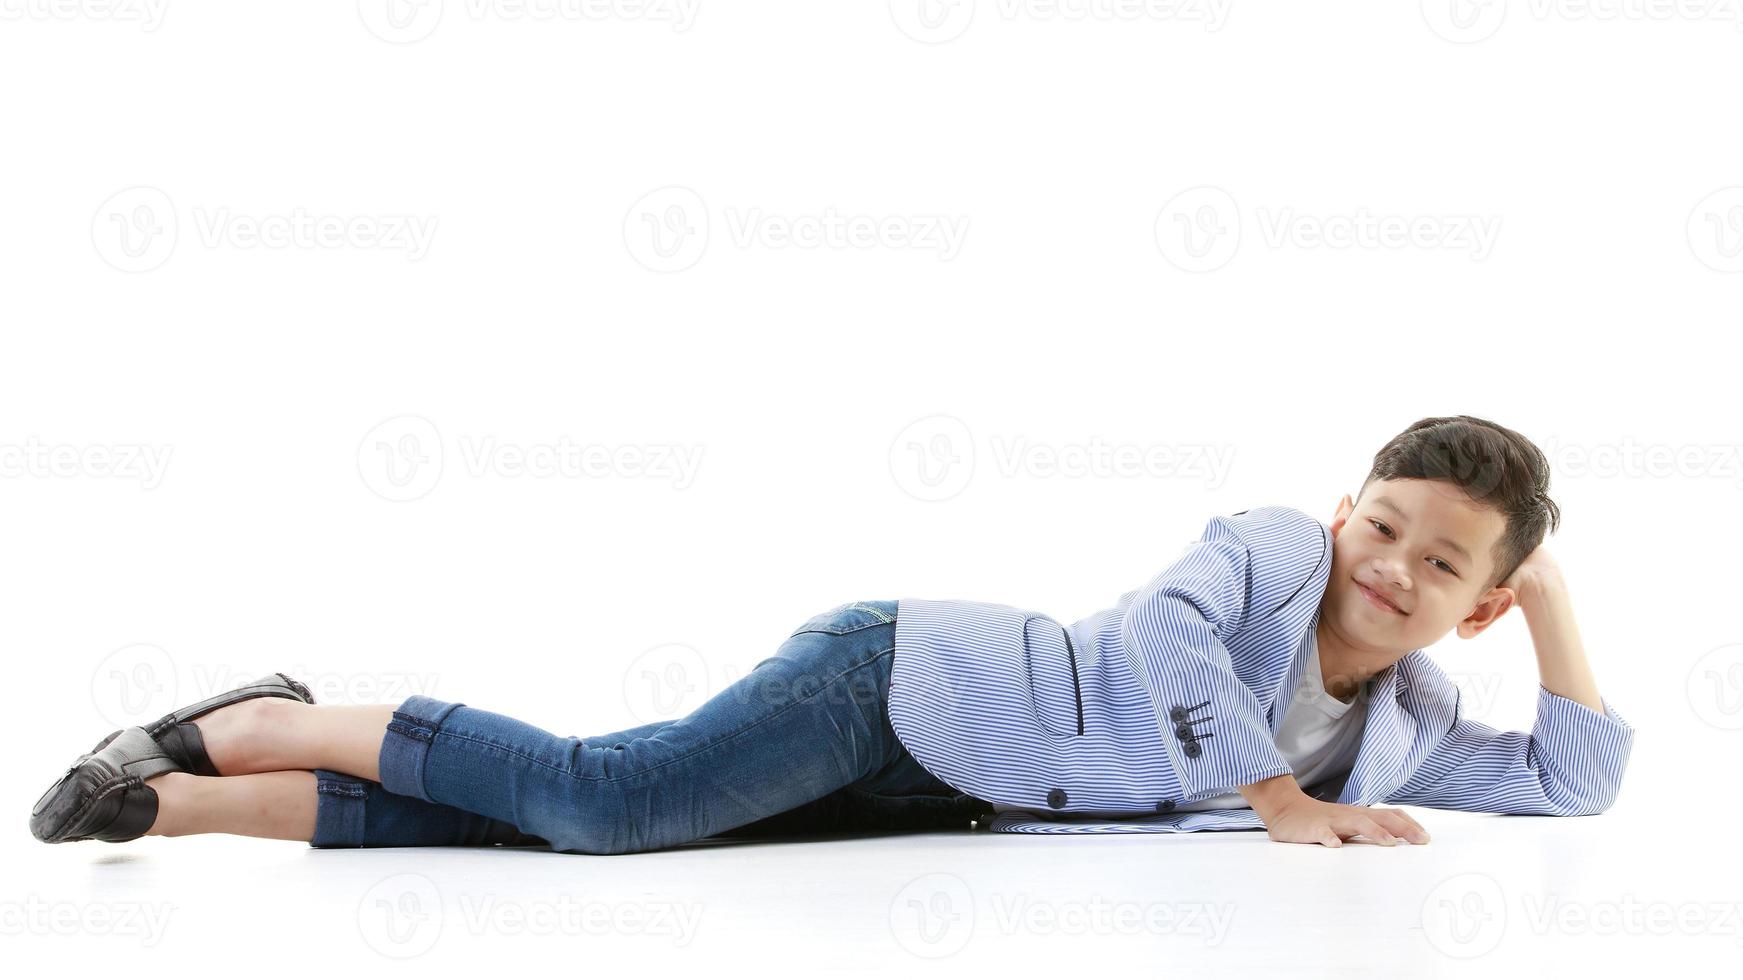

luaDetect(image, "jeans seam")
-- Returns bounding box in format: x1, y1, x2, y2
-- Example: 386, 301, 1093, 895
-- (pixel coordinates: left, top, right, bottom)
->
789, 602, 896, 637
387, 718, 433, 742
317, 780, 368, 799
310, 769, 368, 847
846, 602, 895, 624
791, 620, 892, 638
424, 644, 897, 786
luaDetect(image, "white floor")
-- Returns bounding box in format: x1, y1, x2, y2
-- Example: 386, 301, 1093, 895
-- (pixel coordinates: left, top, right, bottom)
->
5, 804, 1730, 977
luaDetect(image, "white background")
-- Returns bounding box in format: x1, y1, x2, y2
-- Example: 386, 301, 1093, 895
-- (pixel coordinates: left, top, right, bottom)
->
3, 2, 1739, 976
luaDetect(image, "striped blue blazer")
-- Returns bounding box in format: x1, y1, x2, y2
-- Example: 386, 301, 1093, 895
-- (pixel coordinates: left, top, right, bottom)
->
888, 505, 1637, 835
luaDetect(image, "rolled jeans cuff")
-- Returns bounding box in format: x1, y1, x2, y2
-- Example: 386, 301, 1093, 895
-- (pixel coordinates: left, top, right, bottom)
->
379, 694, 466, 804
310, 769, 369, 847
308, 766, 548, 849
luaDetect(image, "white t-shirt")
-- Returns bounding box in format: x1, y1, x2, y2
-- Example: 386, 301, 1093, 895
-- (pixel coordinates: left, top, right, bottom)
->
993, 638, 1368, 816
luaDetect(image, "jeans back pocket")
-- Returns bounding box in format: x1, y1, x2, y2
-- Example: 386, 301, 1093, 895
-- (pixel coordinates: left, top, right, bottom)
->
789, 600, 897, 637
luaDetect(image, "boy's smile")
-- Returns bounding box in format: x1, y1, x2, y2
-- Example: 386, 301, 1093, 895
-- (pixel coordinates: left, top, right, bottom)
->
1355, 580, 1407, 616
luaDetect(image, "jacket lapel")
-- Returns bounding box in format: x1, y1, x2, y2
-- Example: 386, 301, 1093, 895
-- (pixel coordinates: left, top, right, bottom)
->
1335, 655, 1424, 806
1268, 625, 1314, 735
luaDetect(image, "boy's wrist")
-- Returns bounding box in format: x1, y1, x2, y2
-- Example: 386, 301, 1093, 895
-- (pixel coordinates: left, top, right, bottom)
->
1512, 567, 1568, 614
1238, 772, 1307, 821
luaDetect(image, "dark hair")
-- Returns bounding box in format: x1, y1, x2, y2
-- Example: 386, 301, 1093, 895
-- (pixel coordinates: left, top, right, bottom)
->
1357, 415, 1560, 592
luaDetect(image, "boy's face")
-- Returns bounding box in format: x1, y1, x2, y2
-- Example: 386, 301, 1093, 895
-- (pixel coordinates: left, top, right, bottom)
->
1323, 477, 1517, 660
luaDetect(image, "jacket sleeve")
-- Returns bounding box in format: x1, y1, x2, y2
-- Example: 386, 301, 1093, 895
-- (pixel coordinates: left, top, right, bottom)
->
1118, 506, 1329, 803
1384, 684, 1636, 816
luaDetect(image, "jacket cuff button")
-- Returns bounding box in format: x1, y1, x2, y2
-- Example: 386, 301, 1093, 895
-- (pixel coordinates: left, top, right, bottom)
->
1047, 788, 1067, 809
1183, 741, 1203, 759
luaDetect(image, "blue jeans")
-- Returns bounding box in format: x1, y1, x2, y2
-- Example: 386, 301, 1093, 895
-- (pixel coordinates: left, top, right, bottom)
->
309, 600, 994, 853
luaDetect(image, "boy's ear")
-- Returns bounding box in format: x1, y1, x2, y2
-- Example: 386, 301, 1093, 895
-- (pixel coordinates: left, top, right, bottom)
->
1330, 494, 1354, 535
1456, 586, 1517, 639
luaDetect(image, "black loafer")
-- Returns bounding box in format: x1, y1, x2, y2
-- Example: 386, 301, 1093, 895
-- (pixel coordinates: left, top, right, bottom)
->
30, 727, 180, 843
86, 672, 316, 776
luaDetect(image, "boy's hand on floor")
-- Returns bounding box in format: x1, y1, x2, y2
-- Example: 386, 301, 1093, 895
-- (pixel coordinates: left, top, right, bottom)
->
1262, 796, 1431, 848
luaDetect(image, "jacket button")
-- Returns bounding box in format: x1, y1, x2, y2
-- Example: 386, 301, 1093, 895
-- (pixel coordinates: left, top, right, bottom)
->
1183, 740, 1203, 759
1174, 724, 1196, 740
1156, 799, 1175, 813
1047, 788, 1067, 809
1169, 706, 1188, 722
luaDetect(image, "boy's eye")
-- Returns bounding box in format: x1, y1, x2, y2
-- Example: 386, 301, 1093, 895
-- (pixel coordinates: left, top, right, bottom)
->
1369, 519, 1459, 576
